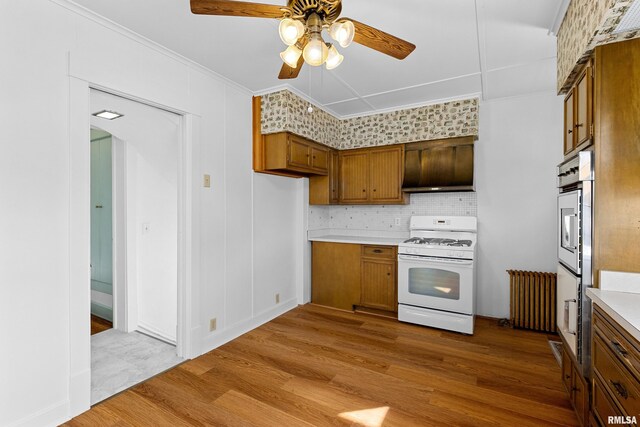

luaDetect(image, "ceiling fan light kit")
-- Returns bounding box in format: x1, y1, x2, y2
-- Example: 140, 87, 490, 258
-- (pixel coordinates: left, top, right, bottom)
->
325, 44, 343, 70
328, 20, 354, 48
280, 44, 303, 68
279, 18, 305, 45
190, 0, 416, 79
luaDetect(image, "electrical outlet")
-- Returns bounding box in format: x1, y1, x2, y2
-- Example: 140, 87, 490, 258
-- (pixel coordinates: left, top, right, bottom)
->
275, 293, 280, 304
203, 174, 211, 188
209, 318, 217, 332
394, 218, 401, 226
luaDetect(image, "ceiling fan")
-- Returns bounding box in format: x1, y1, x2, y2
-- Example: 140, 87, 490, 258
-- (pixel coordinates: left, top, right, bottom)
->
190, 0, 416, 79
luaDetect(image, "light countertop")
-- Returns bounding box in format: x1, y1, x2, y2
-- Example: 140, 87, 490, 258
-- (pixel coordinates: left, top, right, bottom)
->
587, 288, 640, 343
308, 234, 406, 246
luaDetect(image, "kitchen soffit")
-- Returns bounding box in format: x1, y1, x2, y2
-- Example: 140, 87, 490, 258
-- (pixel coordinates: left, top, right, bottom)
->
70, 0, 562, 117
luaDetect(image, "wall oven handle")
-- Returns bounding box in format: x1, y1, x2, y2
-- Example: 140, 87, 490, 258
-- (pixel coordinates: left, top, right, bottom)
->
563, 299, 577, 335
398, 254, 473, 265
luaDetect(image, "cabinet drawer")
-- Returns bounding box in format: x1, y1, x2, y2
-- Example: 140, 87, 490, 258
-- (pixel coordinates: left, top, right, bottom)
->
593, 374, 626, 426
362, 245, 395, 259
562, 346, 572, 392
594, 307, 640, 382
593, 333, 640, 417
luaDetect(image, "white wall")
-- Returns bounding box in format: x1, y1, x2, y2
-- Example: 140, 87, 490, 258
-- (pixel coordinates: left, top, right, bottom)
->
0, 1, 302, 426
90, 90, 181, 342
475, 92, 563, 318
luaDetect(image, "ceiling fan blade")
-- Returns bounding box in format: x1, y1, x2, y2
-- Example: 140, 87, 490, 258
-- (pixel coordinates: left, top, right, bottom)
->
345, 18, 416, 60
278, 56, 305, 79
191, 0, 286, 19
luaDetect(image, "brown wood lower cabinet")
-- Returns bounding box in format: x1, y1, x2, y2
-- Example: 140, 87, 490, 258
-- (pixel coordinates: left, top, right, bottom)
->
360, 245, 397, 313
311, 242, 397, 314
560, 340, 589, 426
592, 305, 640, 426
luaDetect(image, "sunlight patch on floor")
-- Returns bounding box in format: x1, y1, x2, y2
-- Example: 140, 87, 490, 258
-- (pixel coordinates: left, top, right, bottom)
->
338, 406, 390, 427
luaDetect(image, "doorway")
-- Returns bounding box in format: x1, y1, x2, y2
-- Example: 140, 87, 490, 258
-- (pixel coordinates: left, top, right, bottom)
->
90, 128, 114, 334
89, 89, 183, 404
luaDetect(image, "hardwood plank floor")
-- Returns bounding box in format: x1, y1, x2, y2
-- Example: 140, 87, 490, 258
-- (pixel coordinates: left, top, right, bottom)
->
91, 315, 113, 335
66, 304, 577, 426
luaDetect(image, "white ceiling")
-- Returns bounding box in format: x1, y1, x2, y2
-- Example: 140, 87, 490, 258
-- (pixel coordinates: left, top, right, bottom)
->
72, 0, 563, 117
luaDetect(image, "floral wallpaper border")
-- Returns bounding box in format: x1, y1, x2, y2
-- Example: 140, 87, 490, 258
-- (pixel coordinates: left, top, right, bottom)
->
558, 0, 640, 94
261, 90, 479, 150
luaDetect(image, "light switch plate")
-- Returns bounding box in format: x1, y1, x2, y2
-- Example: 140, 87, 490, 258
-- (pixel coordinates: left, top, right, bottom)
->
203, 174, 211, 188
209, 318, 217, 331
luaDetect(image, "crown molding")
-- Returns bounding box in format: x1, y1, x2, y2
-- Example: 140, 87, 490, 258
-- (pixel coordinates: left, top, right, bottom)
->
48, 0, 252, 96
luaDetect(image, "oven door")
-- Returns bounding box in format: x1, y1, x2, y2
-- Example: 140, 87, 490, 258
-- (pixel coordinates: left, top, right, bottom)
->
557, 263, 579, 357
398, 255, 474, 315
558, 190, 581, 274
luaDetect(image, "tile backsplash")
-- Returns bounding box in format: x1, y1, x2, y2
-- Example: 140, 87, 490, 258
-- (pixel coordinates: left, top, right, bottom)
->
309, 192, 477, 233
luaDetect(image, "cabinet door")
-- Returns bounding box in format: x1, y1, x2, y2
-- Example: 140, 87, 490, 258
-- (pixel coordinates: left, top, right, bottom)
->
310, 146, 328, 172
330, 151, 340, 204
288, 136, 310, 168
369, 146, 403, 202
340, 151, 369, 203
562, 346, 572, 392
575, 67, 593, 147
572, 365, 587, 426
564, 92, 575, 155
360, 259, 397, 312
312, 242, 361, 311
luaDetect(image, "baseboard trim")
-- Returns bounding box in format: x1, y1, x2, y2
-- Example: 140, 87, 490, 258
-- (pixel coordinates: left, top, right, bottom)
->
200, 299, 298, 355
90, 302, 113, 322
137, 322, 177, 345
6, 399, 69, 427
68, 368, 91, 419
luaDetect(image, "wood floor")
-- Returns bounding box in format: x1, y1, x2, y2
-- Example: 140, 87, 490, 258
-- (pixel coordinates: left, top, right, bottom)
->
91, 315, 113, 335
67, 304, 577, 426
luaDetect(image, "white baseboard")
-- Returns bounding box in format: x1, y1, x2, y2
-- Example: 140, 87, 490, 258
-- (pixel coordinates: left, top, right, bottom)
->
137, 322, 177, 345
6, 399, 69, 427
68, 368, 91, 418
200, 299, 298, 355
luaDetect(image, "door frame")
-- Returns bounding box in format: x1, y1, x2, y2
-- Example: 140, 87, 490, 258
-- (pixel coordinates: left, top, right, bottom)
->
68, 77, 194, 415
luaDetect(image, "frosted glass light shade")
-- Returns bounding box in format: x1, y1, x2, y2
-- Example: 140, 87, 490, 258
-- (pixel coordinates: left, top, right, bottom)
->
303, 37, 328, 66
329, 20, 355, 48
325, 45, 343, 70
279, 18, 305, 46
280, 45, 302, 68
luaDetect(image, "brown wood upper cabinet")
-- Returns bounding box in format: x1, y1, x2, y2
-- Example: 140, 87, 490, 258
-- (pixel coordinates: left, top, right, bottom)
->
264, 132, 329, 175
339, 145, 407, 205
564, 64, 593, 157
309, 150, 339, 205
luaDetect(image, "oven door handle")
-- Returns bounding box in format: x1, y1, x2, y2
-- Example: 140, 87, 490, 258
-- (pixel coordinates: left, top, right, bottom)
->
398, 254, 474, 265
563, 299, 577, 335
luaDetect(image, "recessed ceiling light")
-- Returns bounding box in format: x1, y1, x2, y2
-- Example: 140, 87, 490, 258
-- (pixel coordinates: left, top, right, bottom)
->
92, 110, 124, 120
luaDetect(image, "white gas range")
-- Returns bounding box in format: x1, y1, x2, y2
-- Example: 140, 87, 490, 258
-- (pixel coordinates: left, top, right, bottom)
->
397, 216, 477, 334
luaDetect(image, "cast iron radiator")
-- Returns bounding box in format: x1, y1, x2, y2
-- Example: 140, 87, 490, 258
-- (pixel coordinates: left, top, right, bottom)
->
507, 270, 557, 333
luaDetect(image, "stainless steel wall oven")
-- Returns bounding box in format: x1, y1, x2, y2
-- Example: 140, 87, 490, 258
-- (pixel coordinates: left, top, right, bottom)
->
556, 151, 594, 378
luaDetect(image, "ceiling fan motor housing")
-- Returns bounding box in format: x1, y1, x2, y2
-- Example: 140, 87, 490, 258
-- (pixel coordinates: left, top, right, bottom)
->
288, 0, 342, 22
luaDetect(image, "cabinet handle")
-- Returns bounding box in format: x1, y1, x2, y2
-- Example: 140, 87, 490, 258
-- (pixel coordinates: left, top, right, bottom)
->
568, 129, 573, 134
565, 374, 571, 380
387, 272, 391, 276
575, 123, 584, 128
611, 341, 629, 357
362, 189, 366, 192
610, 380, 629, 400
373, 189, 377, 192
95, 205, 103, 209
373, 249, 383, 253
